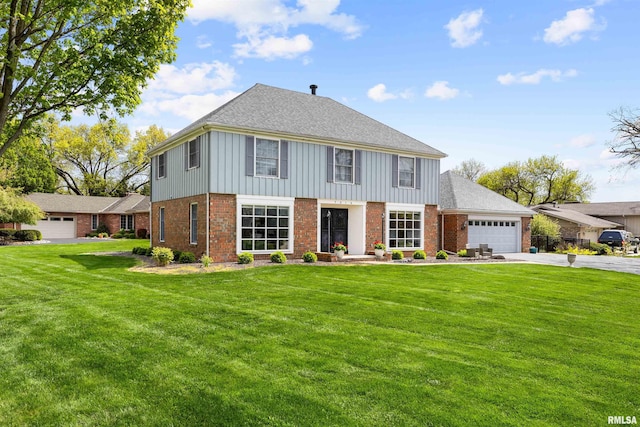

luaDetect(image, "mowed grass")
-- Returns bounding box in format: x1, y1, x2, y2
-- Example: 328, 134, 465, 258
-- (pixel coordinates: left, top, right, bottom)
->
0, 241, 638, 426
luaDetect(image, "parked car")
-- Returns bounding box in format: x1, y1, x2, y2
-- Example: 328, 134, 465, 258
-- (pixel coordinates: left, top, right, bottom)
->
597, 230, 639, 253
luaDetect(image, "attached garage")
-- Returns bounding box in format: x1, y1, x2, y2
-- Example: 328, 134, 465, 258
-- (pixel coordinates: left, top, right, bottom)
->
467, 219, 520, 253
23, 216, 76, 239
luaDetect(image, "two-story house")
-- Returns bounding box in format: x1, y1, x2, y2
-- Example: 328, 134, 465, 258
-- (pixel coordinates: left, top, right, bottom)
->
148, 84, 446, 261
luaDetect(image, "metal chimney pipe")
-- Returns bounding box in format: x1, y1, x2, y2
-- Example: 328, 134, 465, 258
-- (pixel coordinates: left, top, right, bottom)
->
310, 84, 318, 95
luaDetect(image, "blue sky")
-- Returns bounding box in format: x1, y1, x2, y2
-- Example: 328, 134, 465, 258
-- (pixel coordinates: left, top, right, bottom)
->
123, 0, 639, 202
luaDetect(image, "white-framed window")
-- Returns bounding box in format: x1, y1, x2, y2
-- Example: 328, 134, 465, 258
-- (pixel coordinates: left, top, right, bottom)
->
190, 203, 198, 245
159, 207, 165, 242
398, 156, 415, 188
91, 214, 98, 230
157, 153, 166, 178
387, 204, 423, 250
334, 148, 354, 183
237, 195, 294, 254
255, 138, 279, 177
187, 139, 200, 169
120, 214, 133, 230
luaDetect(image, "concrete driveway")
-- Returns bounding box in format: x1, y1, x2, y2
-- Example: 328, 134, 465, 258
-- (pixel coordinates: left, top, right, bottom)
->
502, 252, 640, 275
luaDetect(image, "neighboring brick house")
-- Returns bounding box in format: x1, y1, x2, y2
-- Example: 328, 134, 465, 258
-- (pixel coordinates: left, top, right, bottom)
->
15, 193, 150, 239
559, 202, 640, 236
439, 171, 534, 253
531, 204, 622, 242
148, 83, 447, 261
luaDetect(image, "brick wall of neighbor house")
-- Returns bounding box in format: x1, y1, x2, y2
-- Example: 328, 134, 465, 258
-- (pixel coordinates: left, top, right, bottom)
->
152, 194, 208, 258
294, 198, 317, 258
521, 216, 532, 252
366, 202, 385, 253
208, 193, 236, 262
134, 212, 150, 237
76, 213, 93, 237
441, 213, 468, 253
424, 205, 439, 256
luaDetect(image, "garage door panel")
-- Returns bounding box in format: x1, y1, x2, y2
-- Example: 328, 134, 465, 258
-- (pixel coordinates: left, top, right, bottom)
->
23, 217, 76, 239
468, 220, 518, 253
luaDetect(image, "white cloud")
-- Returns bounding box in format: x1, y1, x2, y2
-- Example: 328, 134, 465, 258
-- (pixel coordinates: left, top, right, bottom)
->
140, 92, 241, 122
188, 0, 364, 60
367, 84, 397, 102
445, 9, 484, 48
569, 134, 597, 148
543, 8, 604, 45
233, 33, 313, 60
425, 81, 460, 100
497, 69, 578, 85
366, 84, 413, 102
196, 35, 212, 49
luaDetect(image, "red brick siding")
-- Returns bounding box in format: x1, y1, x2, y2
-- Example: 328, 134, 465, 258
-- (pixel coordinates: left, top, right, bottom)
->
424, 205, 439, 256
521, 217, 532, 252
208, 193, 237, 262
134, 213, 150, 237
441, 213, 468, 253
76, 213, 93, 237
365, 202, 385, 253
151, 194, 208, 258
294, 198, 317, 258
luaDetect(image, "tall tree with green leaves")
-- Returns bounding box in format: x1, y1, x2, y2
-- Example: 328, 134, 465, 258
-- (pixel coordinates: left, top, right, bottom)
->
45, 117, 168, 196
0, 0, 190, 159
0, 186, 43, 224
477, 155, 594, 206
0, 126, 56, 193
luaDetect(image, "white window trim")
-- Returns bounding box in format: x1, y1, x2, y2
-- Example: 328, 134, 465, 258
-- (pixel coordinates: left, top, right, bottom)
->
254, 137, 281, 179
398, 156, 416, 189
334, 147, 354, 184
158, 153, 167, 179
236, 195, 295, 254
159, 207, 165, 242
386, 203, 424, 250
190, 203, 198, 245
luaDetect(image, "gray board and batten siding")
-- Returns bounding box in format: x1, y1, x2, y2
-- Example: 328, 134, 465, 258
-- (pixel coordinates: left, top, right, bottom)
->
151, 130, 440, 205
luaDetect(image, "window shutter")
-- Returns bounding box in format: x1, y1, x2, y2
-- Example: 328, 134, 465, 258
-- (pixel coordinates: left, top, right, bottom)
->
415, 158, 421, 190
245, 135, 255, 176
280, 140, 289, 179
354, 150, 362, 185
326, 146, 334, 183
392, 155, 399, 188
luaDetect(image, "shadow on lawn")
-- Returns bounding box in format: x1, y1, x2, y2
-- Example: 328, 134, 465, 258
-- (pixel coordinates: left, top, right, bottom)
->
59, 254, 138, 270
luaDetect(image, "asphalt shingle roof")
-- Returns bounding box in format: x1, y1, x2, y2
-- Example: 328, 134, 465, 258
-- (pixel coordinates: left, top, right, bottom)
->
439, 171, 534, 216
153, 83, 446, 158
26, 193, 150, 214
560, 202, 640, 217
532, 205, 622, 228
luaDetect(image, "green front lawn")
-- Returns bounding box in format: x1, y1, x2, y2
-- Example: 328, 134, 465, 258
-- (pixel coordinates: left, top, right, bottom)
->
1, 241, 638, 426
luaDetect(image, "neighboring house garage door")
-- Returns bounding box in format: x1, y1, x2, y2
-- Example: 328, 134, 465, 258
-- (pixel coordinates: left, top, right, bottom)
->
468, 219, 519, 253
23, 217, 76, 239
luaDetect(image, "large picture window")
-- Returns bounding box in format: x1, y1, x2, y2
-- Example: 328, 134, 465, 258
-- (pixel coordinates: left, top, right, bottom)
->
388, 210, 422, 249
334, 148, 354, 183
398, 156, 415, 188
240, 204, 291, 252
255, 138, 279, 177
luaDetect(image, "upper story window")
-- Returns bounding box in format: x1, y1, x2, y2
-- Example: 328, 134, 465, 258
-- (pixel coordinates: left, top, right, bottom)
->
186, 138, 201, 169
157, 153, 166, 178
334, 148, 354, 183
256, 138, 279, 177
399, 156, 415, 188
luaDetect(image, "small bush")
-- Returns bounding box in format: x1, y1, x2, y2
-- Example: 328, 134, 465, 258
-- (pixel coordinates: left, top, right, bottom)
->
436, 250, 448, 260
200, 254, 212, 267
391, 250, 404, 260
270, 251, 287, 264
112, 229, 136, 239
137, 228, 148, 239
413, 250, 427, 259
15, 229, 42, 241
151, 247, 174, 266
302, 251, 317, 263
86, 232, 99, 238
457, 249, 468, 257
0, 229, 17, 240
145, 247, 154, 256
590, 242, 612, 256
173, 250, 182, 261
178, 251, 196, 263
238, 252, 254, 264
96, 223, 110, 235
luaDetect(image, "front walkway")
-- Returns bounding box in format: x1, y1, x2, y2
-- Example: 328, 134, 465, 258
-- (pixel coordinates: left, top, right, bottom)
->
502, 252, 640, 275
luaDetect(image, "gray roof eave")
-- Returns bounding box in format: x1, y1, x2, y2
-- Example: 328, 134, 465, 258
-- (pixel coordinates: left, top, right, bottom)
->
440, 207, 534, 217
149, 123, 447, 159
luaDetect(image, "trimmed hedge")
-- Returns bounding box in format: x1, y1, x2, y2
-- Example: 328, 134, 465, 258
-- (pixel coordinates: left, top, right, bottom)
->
15, 230, 42, 241
413, 250, 427, 259
270, 251, 287, 264
178, 251, 196, 264
302, 251, 318, 263
238, 252, 254, 264
436, 250, 449, 260
391, 250, 404, 260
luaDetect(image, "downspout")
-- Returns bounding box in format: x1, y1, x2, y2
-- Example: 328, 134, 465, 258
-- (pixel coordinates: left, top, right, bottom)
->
206, 132, 211, 257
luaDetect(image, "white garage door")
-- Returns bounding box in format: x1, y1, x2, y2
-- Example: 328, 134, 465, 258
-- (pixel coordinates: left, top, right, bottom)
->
23, 216, 76, 239
468, 220, 519, 253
